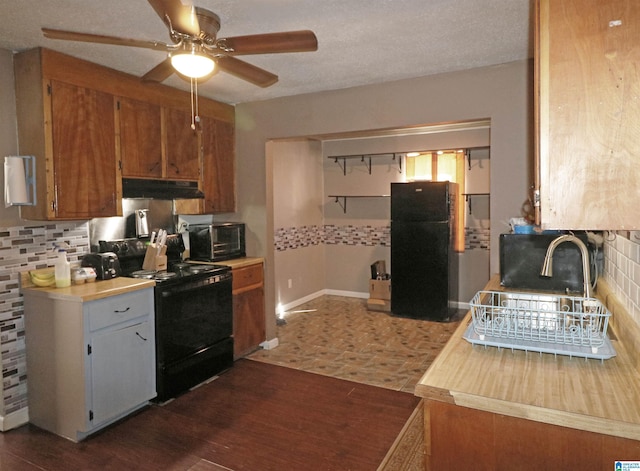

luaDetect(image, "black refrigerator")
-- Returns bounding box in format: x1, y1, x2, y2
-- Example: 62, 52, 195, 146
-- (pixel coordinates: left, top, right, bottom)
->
391, 181, 459, 321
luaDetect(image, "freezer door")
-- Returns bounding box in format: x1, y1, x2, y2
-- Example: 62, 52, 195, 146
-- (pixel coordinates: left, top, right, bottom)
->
391, 221, 452, 320
391, 181, 450, 222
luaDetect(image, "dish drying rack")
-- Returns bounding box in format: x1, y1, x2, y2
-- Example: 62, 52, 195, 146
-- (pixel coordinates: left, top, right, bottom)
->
462, 290, 616, 360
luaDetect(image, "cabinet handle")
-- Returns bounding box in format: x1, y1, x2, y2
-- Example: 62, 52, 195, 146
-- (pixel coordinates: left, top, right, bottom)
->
114, 307, 131, 313
136, 332, 148, 341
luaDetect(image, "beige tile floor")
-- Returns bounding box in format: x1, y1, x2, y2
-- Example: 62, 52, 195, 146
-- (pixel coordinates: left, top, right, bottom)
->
249, 295, 464, 393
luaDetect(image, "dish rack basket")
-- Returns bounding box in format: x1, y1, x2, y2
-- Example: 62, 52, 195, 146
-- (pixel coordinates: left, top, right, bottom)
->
469, 290, 611, 349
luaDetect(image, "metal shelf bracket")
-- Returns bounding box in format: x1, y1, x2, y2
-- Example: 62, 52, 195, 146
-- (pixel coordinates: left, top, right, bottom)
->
393, 153, 403, 173
362, 156, 372, 174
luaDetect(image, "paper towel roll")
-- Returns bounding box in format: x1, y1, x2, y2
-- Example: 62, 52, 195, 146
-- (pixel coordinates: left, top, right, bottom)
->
4, 156, 29, 207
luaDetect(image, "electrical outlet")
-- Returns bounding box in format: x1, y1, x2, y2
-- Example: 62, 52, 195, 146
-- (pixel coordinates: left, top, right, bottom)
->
288, 279, 292, 288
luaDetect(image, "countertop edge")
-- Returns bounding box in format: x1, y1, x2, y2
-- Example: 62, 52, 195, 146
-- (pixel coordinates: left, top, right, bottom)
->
450, 391, 640, 442
188, 257, 264, 269
21, 278, 155, 302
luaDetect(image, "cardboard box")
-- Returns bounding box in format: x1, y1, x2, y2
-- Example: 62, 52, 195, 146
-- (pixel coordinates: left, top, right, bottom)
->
369, 279, 391, 300
367, 298, 391, 312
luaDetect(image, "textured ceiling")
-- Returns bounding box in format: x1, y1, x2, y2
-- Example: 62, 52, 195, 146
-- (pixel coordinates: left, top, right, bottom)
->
0, 0, 533, 105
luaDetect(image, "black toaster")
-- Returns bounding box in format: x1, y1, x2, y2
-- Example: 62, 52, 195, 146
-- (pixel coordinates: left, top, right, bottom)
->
81, 252, 121, 280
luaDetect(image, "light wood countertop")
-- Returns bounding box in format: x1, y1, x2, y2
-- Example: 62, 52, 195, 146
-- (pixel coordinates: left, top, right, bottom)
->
415, 275, 640, 441
188, 257, 264, 269
21, 276, 155, 302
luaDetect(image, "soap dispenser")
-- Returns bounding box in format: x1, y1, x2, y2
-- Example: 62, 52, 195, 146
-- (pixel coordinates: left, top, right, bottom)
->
54, 249, 71, 288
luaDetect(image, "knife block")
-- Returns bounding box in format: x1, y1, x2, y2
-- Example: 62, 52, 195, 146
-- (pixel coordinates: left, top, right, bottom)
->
142, 244, 167, 271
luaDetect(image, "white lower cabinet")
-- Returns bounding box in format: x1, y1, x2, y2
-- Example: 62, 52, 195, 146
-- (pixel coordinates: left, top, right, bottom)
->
24, 287, 156, 442
89, 319, 155, 425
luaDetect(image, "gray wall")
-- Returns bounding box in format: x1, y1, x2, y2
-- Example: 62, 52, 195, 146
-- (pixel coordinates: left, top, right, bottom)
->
0, 49, 20, 227
236, 59, 534, 341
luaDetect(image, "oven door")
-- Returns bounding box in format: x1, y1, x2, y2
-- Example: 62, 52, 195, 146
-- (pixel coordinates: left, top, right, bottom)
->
155, 274, 232, 369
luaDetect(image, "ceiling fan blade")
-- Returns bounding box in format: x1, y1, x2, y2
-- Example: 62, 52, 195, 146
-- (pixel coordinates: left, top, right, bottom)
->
215, 55, 278, 88
220, 30, 318, 55
141, 59, 175, 82
42, 28, 169, 52
147, 0, 200, 37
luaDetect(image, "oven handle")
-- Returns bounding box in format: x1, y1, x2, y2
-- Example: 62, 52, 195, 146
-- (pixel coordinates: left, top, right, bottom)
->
159, 272, 232, 297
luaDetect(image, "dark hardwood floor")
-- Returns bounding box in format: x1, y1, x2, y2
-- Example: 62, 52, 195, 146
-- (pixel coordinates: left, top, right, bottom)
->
0, 359, 420, 471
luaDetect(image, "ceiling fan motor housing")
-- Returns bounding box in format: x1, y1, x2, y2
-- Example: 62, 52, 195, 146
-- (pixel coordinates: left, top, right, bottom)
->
195, 8, 221, 45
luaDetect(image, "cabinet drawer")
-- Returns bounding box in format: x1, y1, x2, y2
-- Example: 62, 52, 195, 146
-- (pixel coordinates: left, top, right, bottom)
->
88, 289, 153, 331
232, 263, 263, 291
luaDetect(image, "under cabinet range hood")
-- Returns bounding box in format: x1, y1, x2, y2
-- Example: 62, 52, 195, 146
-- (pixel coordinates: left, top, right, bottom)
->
122, 179, 204, 199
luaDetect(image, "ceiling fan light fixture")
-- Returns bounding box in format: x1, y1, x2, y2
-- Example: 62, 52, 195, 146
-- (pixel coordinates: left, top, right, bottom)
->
170, 44, 215, 78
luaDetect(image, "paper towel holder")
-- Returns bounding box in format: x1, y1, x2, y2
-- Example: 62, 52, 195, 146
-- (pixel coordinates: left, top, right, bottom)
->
4, 155, 36, 206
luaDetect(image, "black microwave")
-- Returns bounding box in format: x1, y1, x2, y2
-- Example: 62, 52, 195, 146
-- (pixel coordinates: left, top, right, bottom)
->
188, 223, 246, 262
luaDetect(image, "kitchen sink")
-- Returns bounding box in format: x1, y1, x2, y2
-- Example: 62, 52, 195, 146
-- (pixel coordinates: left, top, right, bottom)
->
463, 290, 616, 360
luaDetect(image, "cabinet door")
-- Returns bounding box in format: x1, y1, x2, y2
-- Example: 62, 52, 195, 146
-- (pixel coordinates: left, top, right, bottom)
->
50, 80, 119, 218
536, 0, 640, 230
232, 264, 265, 359
164, 107, 200, 180
233, 286, 266, 358
89, 320, 155, 425
201, 117, 236, 213
118, 97, 163, 178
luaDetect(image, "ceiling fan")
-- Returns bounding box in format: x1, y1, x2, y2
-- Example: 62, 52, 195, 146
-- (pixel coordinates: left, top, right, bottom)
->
41, 0, 318, 87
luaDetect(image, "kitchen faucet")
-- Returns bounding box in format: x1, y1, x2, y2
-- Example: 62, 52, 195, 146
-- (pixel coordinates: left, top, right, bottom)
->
540, 234, 592, 298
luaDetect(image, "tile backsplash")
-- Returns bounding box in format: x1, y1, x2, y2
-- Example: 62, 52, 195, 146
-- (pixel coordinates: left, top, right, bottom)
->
0, 222, 89, 421
603, 233, 640, 323
274, 224, 391, 251
275, 224, 491, 252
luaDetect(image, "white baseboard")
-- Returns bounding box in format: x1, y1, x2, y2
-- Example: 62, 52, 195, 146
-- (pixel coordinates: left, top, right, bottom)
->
259, 338, 279, 350
452, 301, 471, 311
324, 289, 369, 299
276, 290, 325, 315
0, 407, 29, 431
277, 289, 368, 316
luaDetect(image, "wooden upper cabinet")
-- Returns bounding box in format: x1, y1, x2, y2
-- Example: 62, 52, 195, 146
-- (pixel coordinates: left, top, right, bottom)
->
201, 116, 236, 213
118, 97, 162, 178
536, 0, 640, 230
13, 48, 121, 220
164, 107, 201, 181
50, 81, 119, 219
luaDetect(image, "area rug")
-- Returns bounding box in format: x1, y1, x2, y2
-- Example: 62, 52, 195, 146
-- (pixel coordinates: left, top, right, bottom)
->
378, 400, 425, 471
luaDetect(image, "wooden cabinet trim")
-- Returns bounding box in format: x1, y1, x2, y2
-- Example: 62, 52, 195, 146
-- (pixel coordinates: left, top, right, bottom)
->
39, 48, 234, 122
232, 282, 264, 296
232, 263, 264, 291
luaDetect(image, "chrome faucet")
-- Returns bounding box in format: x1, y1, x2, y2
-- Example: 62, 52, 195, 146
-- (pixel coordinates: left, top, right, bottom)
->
540, 234, 592, 298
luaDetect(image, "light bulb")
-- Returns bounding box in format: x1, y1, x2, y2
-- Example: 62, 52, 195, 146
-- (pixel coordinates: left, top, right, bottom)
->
170, 47, 215, 78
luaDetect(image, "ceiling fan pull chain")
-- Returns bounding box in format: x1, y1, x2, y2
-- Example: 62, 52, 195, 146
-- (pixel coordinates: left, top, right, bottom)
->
194, 78, 202, 132
188, 77, 202, 132
195, 78, 200, 128
190, 77, 196, 130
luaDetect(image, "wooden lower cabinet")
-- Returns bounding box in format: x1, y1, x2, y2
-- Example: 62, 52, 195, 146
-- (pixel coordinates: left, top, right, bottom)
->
232, 262, 266, 359
425, 399, 640, 470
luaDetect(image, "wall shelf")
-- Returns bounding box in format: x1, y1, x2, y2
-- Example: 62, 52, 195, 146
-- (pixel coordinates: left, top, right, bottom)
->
462, 193, 490, 215
328, 153, 402, 175
328, 195, 390, 213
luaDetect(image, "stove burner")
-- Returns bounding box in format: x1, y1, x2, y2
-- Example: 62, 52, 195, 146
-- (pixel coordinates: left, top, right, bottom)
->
188, 265, 215, 274
131, 270, 157, 279
171, 262, 191, 275
155, 272, 177, 281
